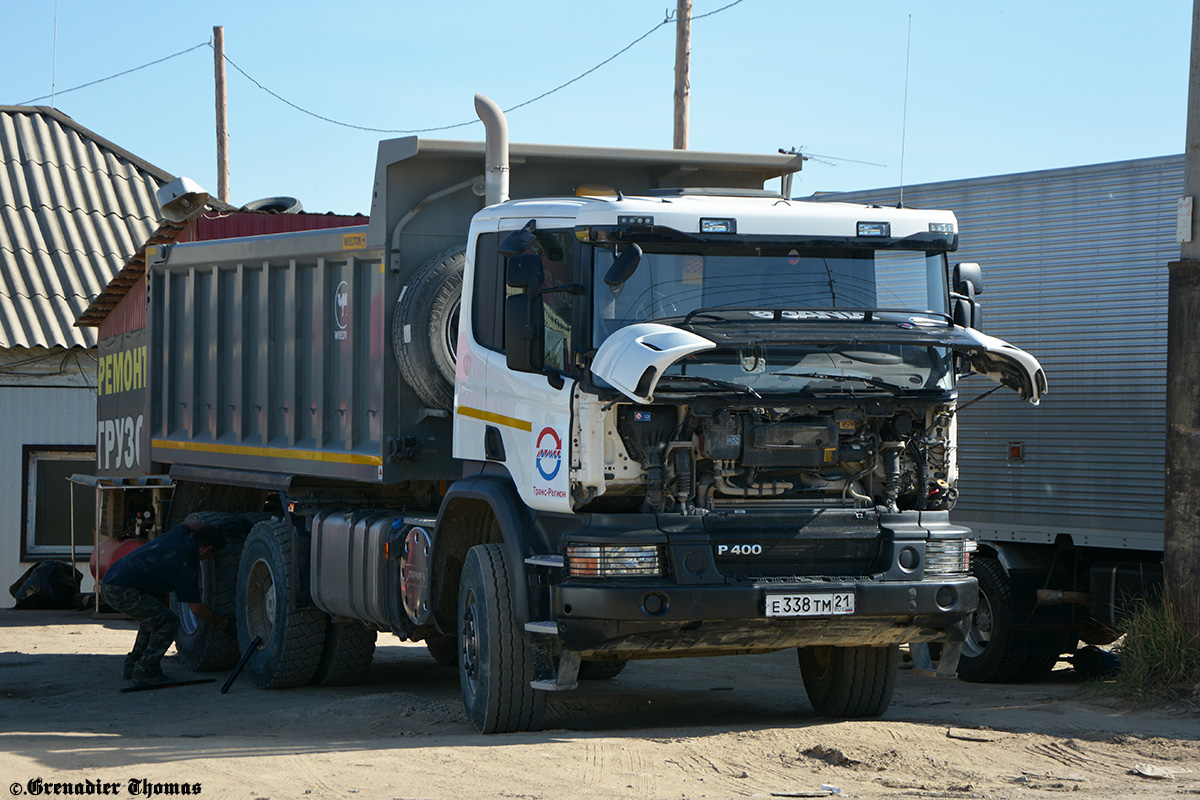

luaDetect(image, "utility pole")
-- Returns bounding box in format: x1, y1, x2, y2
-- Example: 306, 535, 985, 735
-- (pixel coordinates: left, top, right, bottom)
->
1164, 0, 1200, 637
214, 25, 230, 204
673, 0, 691, 150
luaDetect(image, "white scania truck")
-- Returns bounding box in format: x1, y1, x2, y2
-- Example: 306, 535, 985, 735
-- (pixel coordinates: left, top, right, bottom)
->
120, 97, 1044, 733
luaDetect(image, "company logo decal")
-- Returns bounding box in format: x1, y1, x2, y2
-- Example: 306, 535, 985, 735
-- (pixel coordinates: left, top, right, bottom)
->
334, 280, 349, 340
535, 426, 562, 481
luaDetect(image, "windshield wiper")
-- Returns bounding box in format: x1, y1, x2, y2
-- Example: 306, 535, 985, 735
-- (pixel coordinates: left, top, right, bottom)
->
657, 373, 762, 399
769, 371, 909, 395
657, 307, 955, 327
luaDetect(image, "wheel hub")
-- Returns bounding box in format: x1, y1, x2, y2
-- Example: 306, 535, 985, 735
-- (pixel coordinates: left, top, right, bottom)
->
445, 299, 460, 363
963, 591, 995, 658
461, 588, 480, 691
245, 558, 276, 642
178, 602, 200, 636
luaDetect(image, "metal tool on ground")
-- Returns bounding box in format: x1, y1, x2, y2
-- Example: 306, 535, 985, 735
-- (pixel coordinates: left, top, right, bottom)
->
119, 678, 216, 694
221, 635, 262, 694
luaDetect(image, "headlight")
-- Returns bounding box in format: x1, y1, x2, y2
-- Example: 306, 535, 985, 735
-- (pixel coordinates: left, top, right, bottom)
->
924, 539, 977, 575
565, 545, 665, 578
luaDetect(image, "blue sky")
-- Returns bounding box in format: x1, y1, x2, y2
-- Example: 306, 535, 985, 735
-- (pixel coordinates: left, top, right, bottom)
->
4, 1, 1191, 215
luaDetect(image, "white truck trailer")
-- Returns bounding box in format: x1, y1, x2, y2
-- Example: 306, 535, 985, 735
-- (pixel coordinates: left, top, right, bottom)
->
818, 155, 1177, 681
117, 97, 1044, 731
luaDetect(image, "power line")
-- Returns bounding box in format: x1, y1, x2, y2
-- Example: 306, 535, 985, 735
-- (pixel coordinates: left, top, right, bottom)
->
222, 0, 747, 133
14, 0, 749, 130
17, 41, 210, 106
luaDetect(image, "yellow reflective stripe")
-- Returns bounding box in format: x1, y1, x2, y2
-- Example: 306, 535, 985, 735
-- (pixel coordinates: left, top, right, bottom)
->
456, 405, 532, 432
151, 438, 382, 466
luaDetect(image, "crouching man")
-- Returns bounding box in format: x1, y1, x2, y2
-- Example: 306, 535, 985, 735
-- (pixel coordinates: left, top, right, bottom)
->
102, 522, 232, 686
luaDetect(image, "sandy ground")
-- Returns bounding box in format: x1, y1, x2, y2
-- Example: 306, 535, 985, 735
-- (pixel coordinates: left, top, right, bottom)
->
1, 610, 1198, 800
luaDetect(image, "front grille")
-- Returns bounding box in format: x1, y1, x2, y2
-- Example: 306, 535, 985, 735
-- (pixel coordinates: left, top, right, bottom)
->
713, 536, 880, 579
706, 508, 882, 580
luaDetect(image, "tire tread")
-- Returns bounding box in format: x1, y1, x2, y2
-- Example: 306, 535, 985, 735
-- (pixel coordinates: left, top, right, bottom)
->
240, 519, 327, 689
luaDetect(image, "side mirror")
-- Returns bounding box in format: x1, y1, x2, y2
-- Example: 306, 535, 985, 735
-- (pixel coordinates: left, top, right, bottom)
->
953, 297, 981, 330
506, 253, 543, 290
951, 262, 983, 329
604, 243, 643, 288
505, 293, 544, 374
500, 220, 538, 256
953, 262, 983, 298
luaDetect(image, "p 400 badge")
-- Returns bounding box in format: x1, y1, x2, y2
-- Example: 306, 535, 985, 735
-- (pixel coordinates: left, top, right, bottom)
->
716, 544, 763, 556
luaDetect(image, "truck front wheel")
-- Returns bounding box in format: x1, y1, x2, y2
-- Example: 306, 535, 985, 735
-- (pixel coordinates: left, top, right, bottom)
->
958, 556, 1029, 683
797, 644, 898, 717
457, 544, 545, 733
237, 519, 328, 688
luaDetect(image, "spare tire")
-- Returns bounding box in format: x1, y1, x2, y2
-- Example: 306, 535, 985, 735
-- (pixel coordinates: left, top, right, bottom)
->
172, 512, 247, 671
241, 196, 303, 214
392, 247, 464, 410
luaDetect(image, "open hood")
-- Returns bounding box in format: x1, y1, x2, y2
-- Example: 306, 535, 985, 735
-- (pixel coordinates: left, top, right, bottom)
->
670, 313, 1047, 406
590, 323, 716, 403
591, 317, 1046, 406
951, 326, 1047, 405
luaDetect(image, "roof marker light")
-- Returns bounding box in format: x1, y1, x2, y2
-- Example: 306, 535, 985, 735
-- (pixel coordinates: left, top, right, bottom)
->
700, 217, 737, 234
857, 221, 890, 237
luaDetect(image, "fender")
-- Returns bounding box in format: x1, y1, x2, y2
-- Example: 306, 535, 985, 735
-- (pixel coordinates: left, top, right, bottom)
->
976, 539, 1078, 657
429, 468, 542, 634
979, 540, 1057, 575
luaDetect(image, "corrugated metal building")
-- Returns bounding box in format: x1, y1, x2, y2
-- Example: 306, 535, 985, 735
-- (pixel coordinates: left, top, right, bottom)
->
1, 105, 176, 604
814, 155, 1182, 550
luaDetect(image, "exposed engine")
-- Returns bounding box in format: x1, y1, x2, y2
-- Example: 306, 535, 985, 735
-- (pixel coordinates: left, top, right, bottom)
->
593, 399, 957, 514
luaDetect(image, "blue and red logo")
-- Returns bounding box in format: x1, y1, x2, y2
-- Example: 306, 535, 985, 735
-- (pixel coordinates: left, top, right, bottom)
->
535, 427, 562, 481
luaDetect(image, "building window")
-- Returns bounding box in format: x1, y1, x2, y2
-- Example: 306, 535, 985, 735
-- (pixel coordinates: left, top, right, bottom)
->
21, 446, 95, 561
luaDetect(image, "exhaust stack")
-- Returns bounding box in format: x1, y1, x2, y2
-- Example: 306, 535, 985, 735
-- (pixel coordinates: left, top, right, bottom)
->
474, 94, 510, 206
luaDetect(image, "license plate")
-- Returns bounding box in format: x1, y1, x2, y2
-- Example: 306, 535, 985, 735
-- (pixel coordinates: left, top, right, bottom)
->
764, 591, 856, 617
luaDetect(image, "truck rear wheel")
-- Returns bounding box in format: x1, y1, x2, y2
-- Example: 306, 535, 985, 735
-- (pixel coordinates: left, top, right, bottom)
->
958, 556, 1028, 682
426, 633, 458, 667
237, 519, 328, 688
393, 246, 464, 410
312, 618, 377, 686
797, 644, 898, 717
458, 544, 545, 733
172, 512, 246, 671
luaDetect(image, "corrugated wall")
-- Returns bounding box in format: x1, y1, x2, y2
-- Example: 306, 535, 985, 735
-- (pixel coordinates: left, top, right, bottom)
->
817, 156, 1181, 549
0, 384, 98, 607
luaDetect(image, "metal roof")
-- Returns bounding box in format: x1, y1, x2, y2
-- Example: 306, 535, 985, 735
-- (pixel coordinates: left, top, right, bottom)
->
0, 105, 175, 349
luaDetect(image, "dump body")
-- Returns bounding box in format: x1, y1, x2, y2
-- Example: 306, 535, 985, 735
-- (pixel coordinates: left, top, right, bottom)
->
147, 227, 453, 484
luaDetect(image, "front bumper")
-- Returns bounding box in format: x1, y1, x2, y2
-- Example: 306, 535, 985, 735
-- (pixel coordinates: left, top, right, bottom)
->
552, 575, 977, 654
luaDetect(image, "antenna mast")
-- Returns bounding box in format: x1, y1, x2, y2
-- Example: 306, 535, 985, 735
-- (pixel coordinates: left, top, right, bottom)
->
899, 14, 912, 207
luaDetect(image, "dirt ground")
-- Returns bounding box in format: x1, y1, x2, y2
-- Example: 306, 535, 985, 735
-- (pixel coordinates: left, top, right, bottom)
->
1, 610, 1197, 800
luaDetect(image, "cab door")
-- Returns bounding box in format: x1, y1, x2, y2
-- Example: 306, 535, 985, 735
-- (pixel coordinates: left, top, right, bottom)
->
478, 223, 579, 512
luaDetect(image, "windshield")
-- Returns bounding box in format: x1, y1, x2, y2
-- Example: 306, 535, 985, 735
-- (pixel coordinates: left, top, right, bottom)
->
592, 243, 954, 395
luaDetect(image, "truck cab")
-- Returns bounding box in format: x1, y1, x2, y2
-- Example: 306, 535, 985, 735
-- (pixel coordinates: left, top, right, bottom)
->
441, 187, 1046, 729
